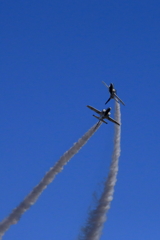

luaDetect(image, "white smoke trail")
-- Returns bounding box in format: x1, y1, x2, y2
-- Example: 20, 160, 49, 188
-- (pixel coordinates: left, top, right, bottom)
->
0, 123, 101, 240
78, 101, 121, 240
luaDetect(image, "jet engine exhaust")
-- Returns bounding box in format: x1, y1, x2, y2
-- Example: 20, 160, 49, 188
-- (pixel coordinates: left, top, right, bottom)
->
78, 101, 121, 240
0, 122, 102, 239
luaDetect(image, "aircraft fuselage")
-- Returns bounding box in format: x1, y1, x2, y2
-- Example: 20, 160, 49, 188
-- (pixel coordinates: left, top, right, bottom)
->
100, 107, 111, 119
109, 84, 116, 96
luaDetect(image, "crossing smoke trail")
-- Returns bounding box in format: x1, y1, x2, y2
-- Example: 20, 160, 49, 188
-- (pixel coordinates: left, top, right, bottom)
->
78, 101, 121, 240
0, 123, 101, 240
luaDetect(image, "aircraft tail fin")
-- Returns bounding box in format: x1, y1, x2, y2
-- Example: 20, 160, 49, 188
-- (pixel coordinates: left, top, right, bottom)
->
93, 115, 108, 124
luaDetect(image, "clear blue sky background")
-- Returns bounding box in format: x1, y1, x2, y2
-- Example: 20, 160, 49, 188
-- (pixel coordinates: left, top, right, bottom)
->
0, 0, 160, 239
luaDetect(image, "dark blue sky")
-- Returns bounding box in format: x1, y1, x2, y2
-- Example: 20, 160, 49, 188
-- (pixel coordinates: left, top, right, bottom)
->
1, 0, 160, 239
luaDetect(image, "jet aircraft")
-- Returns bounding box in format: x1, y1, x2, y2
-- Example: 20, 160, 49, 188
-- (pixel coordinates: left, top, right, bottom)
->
102, 81, 125, 106
87, 105, 120, 126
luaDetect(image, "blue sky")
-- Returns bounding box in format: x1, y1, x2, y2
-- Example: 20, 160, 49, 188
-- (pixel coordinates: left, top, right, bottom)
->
0, 0, 160, 239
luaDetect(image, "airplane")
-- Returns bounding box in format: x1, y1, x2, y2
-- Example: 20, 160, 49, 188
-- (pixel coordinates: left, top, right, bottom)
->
87, 105, 120, 126
102, 81, 125, 106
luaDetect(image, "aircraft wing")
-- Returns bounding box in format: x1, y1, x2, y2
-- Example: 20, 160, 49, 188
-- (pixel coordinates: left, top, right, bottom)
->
87, 105, 101, 114
105, 97, 111, 105
102, 81, 109, 89
107, 116, 120, 126
114, 94, 125, 106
